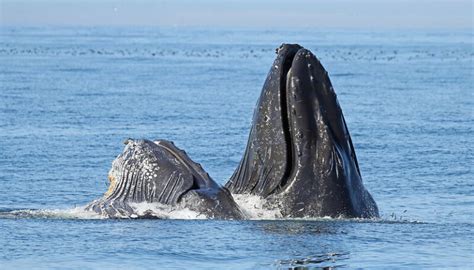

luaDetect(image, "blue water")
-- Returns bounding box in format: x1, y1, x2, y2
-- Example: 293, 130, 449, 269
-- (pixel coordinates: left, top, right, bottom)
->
0, 27, 472, 269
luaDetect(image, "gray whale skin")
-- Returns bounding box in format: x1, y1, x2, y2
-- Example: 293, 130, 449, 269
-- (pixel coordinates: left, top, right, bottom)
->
86, 44, 379, 219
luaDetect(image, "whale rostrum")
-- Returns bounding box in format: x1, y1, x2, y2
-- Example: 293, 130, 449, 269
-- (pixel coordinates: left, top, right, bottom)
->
86, 44, 379, 219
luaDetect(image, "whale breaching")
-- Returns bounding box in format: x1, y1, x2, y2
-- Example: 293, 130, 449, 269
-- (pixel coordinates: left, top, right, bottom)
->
86, 44, 379, 219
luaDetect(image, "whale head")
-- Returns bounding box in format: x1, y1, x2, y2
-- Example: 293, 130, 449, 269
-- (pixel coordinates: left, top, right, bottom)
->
87, 139, 244, 219
226, 44, 379, 218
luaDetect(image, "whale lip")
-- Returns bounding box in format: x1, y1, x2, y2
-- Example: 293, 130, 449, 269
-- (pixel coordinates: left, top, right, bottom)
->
274, 44, 301, 192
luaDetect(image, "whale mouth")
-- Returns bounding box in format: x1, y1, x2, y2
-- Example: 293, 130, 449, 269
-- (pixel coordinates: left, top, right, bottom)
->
277, 46, 299, 192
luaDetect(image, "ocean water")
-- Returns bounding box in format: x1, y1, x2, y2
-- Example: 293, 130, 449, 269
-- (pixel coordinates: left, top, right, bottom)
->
0, 27, 472, 269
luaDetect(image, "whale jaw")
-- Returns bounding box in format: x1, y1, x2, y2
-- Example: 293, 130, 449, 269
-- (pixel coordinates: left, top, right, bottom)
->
226, 44, 379, 218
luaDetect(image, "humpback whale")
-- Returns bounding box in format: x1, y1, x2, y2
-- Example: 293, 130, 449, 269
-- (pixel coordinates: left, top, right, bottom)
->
86, 139, 244, 219
225, 44, 379, 218
85, 44, 378, 219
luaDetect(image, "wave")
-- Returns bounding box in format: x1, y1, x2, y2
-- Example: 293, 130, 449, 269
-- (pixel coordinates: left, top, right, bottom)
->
0, 207, 103, 220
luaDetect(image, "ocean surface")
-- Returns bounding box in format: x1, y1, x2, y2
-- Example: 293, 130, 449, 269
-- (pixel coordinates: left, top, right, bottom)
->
0, 27, 472, 269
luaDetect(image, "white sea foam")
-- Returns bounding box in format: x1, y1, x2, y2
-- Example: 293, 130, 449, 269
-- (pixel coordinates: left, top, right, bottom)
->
0, 207, 104, 220
60, 206, 105, 219
0, 201, 390, 222
0, 205, 408, 223
232, 194, 283, 220
0, 204, 206, 220
129, 202, 207, 220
